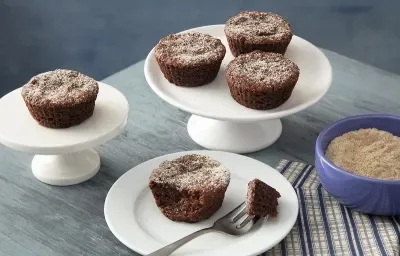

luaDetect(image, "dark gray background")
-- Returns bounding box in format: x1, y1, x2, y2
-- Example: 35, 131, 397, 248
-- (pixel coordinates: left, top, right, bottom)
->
1, 0, 399, 96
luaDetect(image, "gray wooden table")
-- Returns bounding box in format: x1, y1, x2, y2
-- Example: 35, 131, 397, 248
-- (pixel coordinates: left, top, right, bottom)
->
1, 49, 399, 256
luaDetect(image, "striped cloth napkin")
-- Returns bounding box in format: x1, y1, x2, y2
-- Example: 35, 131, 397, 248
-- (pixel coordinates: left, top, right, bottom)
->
263, 160, 400, 256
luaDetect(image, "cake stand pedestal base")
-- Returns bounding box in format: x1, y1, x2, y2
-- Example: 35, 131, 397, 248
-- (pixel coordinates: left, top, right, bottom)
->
31, 149, 100, 186
187, 115, 282, 154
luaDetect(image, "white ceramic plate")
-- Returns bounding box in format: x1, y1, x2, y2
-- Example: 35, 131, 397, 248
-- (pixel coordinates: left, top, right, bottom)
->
144, 24, 332, 122
0, 82, 129, 154
104, 150, 298, 256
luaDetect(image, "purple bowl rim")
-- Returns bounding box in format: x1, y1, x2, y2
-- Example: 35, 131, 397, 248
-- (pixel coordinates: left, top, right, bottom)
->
316, 113, 400, 184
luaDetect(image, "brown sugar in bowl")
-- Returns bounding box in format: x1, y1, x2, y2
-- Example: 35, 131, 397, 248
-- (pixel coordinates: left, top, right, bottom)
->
315, 114, 400, 216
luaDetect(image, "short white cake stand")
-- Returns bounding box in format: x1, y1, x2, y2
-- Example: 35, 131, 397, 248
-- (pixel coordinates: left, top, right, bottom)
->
144, 24, 332, 154
0, 82, 129, 186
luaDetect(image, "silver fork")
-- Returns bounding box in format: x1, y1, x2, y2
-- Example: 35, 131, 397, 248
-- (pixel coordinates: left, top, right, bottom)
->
146, 202, 263, 256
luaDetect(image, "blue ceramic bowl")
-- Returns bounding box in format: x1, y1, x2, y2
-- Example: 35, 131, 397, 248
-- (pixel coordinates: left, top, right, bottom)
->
315, 114, 400, 216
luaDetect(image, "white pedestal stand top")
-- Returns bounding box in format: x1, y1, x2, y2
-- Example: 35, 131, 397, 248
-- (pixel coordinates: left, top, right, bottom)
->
0, 82, 129, 185
144, 25, 332, 153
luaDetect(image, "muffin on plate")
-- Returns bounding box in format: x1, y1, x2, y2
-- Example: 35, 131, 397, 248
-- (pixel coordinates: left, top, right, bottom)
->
149, 154, 230, 223
226, 50, 300, 110
21, 69, 99, 128
154, 32, 226, 87
247, 178, 281, 218
225, 11, 293, 57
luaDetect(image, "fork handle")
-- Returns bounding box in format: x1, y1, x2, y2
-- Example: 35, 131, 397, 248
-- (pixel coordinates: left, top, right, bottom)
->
146, 227, 214, 256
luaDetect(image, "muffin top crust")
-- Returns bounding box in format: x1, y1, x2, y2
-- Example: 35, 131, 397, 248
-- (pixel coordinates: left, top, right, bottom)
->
225, 11, 292, 43
150, 154, 230, 191
22, 69, 98, 106
155, 32, 226, 66
226, 51, 299, 88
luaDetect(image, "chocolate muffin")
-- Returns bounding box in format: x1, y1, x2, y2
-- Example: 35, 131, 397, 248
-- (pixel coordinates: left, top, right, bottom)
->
247, 179, 281, 218
21, 69, 99, 128
149, 154, 230, 223
154, 32, 226, 87
226, 50, 300, 110
225, 11, 293, 57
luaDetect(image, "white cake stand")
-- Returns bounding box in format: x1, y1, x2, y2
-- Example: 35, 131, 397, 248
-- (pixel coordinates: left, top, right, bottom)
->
144, 24, 332, 153
0, 82, 129, 186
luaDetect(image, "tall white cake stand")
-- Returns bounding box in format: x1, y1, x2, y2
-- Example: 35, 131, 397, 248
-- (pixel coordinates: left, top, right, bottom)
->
0, 82, 129, 186
145, 24, 332, 154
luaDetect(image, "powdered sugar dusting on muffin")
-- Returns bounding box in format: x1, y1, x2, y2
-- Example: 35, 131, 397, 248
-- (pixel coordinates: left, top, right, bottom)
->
155, 32, 226, 65
227, 51, 299, 86
150, 154, 230, 191
225, 11, 292, 42
22, 69, 98, 105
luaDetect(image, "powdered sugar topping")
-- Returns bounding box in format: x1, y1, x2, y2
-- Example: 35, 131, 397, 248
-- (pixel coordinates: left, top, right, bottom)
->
225, 11, 292, 42
22, 69, 98, 105
150, 154, 230, 191
155, 32, 226, 65
227, 51, 299, 86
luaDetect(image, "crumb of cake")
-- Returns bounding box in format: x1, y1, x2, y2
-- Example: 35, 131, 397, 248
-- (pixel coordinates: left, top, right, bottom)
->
246, 178, 281, 218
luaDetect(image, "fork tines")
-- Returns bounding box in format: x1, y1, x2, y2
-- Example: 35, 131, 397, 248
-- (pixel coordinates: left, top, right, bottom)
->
226, 202, 262, 229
